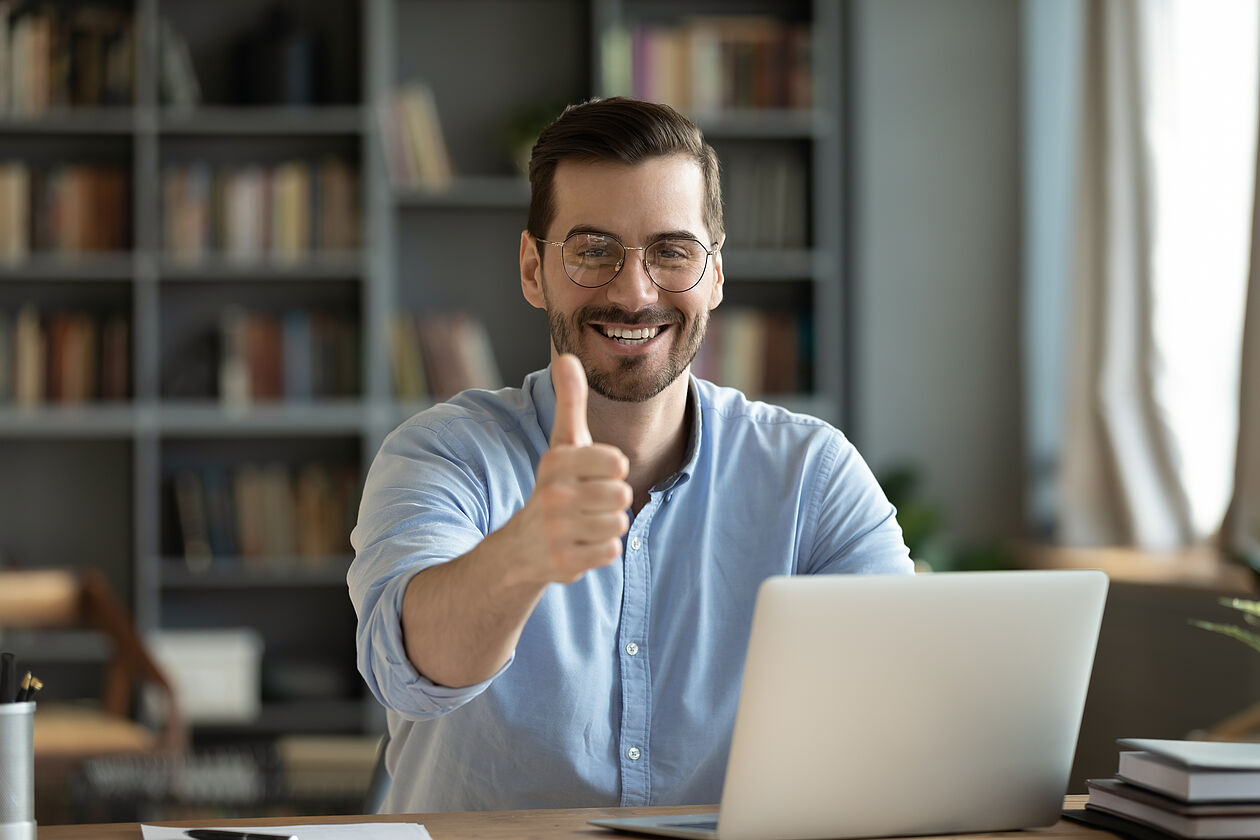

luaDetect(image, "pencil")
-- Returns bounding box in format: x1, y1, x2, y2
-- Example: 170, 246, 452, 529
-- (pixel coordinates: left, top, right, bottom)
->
26, 677, 42, 702
17, 672, 31, 703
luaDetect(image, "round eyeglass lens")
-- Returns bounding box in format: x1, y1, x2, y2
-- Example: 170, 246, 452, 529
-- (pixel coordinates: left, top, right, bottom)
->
562, 233, 623, 287
645, 238, 708, 292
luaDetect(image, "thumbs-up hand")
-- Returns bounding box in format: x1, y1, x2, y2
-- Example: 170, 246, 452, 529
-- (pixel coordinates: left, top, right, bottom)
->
514, 354, 631, 584
549, 352, 594, 448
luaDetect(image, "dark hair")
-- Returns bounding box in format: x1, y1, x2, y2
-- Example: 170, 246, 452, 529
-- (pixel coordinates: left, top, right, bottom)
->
527, 97, 724, 244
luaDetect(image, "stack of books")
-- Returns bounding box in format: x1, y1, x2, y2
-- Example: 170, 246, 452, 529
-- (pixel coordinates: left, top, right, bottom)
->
1083, 738, 1260, 839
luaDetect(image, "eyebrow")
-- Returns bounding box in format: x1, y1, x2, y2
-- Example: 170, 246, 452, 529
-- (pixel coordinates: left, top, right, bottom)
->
564, 224, 705, 243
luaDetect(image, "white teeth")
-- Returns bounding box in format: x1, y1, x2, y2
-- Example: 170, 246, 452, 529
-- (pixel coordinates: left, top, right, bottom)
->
602, 325, 660, 342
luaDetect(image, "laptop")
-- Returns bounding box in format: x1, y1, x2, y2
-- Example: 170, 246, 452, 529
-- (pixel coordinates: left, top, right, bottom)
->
589, 569, 1108, 840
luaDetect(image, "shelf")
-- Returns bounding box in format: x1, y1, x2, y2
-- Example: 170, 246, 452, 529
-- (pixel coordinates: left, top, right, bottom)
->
693, 108, 832, 139
153, 400, 367, 436
393, 175, 531, 209
158, 252, 367, 280
158, 106, 365, 136
0, 253, 135, 281
0, 404, 136, 437
160, 559, 353, 589
194, 699, 367, 735
0, 109, 136, 135
0, 628, 113, 663
721, 249, 832, 281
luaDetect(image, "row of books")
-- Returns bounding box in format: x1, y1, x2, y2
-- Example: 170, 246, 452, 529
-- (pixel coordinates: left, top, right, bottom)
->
1081, 738, 1260, 838
0, 161, 131, 260
219, 307, 359, 406
608, 16, 812, 113
0, 3, 134, 115
0, 304, 129, 405
172, 460, 359, 567
722, 147, 809, 250
389, 311, 503, 401
377, 82, 455, 191
692, 308, 812, 397
163, 158, 359, 263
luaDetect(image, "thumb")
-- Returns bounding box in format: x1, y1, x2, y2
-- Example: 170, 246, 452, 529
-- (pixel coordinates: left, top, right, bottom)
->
550, 354, 592, 447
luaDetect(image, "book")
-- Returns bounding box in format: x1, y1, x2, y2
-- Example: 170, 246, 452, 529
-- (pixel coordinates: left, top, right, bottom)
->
270, 160, 311, 262
389, 312, 427, 400
13, 302, 43, 406
0, 162, 29, 262
1117, 739, 1260, 802
282, 308, 313, 401
223, 165, 268, 261
233, 463, 266, 560
1086, 777, 1260, 838
174, 469, 212, 571
99, 313, 129, 400
219, 305, 251, 408
393, 82, 454, 190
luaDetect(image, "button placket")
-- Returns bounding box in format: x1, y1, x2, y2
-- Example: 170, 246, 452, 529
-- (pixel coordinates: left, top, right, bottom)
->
617, 508, 654, 805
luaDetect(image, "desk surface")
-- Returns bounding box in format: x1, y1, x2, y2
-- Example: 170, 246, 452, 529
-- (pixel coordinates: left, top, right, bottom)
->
38, 797, 1107, 840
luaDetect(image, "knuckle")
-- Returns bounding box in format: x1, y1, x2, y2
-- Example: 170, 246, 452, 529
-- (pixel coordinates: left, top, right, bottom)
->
535, 483, 572, 512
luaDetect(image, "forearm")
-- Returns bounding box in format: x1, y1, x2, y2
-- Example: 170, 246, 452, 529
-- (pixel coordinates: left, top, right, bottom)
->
400, 513, 549, 688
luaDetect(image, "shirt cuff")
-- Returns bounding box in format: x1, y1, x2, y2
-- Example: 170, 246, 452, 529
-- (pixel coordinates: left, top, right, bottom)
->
361, 566, 514, 720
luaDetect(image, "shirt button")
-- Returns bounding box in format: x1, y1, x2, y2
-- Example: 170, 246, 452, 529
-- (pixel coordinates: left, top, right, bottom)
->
627, 747, 641, 761
625, 642, 639, 656
630, 537, 642, 550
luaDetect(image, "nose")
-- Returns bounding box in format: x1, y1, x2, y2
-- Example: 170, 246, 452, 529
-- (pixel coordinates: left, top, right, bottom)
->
604, 249, 659, 310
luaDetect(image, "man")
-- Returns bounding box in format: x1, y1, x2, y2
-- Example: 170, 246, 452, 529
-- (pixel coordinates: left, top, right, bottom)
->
349, 97, 912, 814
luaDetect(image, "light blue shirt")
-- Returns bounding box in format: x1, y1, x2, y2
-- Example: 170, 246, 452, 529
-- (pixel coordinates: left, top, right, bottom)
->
349, 366, 912, 813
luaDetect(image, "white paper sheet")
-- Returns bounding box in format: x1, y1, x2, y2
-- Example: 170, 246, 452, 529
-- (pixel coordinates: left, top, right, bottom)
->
140, 822, 431, 840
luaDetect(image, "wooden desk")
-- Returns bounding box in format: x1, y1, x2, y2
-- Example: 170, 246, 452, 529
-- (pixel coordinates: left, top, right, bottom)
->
37, 797, 1109, 840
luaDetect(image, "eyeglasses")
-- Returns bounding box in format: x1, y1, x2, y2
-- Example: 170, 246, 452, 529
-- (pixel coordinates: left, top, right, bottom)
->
535, 231, 719, 293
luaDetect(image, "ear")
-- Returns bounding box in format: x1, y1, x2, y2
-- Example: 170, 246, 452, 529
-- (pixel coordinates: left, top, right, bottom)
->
707, 245, 724, 311
520, 230, 546, 310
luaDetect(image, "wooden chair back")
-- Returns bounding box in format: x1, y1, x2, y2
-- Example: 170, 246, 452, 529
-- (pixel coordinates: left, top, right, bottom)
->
0, 568, 187, 752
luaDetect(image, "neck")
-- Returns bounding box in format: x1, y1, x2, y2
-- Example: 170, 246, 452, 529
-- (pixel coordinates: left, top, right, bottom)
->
585, 372, 692, 513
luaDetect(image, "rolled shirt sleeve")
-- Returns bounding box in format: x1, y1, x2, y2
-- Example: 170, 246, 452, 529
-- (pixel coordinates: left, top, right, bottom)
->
349, 403, 534, 719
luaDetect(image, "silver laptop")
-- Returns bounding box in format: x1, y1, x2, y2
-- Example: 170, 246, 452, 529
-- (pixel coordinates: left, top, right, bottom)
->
589, 570, 1108, 840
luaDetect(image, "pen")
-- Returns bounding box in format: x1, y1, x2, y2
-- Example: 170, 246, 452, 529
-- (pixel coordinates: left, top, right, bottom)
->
184, 831, 299, 840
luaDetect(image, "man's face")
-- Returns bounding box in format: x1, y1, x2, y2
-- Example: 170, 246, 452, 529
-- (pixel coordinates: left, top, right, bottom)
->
520, 155, 724, 403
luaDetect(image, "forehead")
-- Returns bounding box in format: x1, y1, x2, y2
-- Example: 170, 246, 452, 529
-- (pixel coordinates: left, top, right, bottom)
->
550, 155, 708, 239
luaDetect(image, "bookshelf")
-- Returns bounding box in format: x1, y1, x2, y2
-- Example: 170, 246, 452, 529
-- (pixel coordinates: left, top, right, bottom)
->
0, 0, 373, 737
371, 0, 845, 419
0, 0, 847, 739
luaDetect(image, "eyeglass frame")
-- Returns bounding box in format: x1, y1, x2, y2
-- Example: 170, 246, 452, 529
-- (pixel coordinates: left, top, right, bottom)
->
533, 230, 722, 294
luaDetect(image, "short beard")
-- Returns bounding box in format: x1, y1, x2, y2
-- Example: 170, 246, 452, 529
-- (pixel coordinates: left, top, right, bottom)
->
542, 276, 709, 403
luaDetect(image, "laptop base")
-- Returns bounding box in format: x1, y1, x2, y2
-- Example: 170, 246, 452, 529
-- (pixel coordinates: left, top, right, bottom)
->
588, 814, 720, 839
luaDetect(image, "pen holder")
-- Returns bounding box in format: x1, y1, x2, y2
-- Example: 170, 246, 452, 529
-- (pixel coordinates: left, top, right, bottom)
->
0, 702, 35, 840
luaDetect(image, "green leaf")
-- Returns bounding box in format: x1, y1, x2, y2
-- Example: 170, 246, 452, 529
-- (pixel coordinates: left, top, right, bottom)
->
1189, 620, 1260, 655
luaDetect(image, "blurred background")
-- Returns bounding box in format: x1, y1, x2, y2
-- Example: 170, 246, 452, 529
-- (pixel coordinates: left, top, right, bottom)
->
0, 0, 1258, 825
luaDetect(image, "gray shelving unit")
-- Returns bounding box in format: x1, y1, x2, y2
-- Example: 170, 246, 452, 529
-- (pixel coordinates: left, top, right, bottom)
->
0, 0, 846, 738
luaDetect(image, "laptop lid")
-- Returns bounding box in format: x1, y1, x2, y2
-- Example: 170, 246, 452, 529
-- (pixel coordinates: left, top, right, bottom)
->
591, 569, 1108, 840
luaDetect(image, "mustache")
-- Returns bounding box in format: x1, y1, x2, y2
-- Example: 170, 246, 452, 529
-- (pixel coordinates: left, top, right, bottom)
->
576, 305, 684, 326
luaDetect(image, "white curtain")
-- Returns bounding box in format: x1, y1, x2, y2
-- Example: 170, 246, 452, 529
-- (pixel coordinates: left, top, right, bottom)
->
1230, 170, 1260, 570
1057, 0, 1258, 551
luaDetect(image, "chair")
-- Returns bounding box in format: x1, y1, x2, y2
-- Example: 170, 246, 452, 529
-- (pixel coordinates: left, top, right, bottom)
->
0, 568, 187, 768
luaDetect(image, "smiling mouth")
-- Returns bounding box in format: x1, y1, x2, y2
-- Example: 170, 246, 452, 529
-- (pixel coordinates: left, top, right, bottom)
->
595, 324, 665, 345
